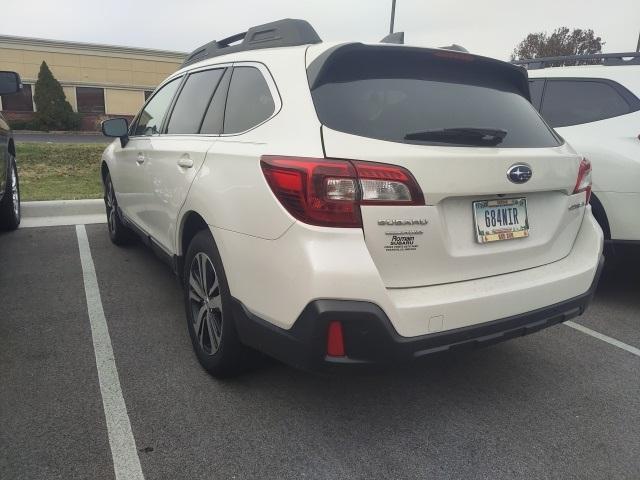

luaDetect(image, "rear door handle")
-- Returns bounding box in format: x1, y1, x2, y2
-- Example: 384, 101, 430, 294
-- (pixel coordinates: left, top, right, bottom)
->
136, 153, 145, 165
177, 156, 194, 169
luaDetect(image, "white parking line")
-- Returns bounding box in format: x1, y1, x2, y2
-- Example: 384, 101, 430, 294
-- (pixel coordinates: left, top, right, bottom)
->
565, 320, 640, 357
75, 225, 145, 480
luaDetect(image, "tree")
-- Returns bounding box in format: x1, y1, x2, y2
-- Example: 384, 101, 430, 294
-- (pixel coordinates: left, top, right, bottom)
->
511, 27, 604, 63
33, 61, 80, 131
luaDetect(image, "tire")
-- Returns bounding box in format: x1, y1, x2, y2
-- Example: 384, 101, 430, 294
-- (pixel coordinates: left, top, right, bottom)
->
183, 229, 253, 377
0, 155, 21, 231
104, 172, 135, 245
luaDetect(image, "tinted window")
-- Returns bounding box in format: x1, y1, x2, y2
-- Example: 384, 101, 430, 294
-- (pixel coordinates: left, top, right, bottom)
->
310, 48, 560, 148
541, 80, 631, 127
1, 84, 33, 112
528, 79, 544, 109
167, 69, 224, 134
224, 67, 275, 134
77, 87, 105, 113
134, 77, 181, 136
200, 69, 231, 135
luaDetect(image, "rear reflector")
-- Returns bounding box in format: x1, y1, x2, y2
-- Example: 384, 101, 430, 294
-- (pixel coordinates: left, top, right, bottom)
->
573, 157, 592, 204
261, 156, 425, 227
327, 321, 345, 357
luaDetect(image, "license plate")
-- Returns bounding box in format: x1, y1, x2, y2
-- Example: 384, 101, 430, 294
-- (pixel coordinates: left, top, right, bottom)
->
473, 198, 529, 243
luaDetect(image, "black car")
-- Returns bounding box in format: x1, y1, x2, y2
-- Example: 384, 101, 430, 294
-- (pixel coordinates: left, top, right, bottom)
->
0, 71, 22, 230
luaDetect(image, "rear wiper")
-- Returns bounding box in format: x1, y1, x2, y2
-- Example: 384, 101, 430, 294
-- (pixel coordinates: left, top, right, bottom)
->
404, 127, 508, 146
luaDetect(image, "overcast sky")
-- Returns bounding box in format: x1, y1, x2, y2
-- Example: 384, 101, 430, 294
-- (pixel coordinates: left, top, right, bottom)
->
3, 0, 639, 60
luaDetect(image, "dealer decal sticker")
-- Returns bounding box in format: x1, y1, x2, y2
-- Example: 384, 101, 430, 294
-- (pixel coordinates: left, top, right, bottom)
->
384, 229, 424, 252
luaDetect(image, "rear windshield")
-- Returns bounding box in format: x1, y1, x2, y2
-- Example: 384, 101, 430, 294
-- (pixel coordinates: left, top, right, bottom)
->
309, 46, 561, 148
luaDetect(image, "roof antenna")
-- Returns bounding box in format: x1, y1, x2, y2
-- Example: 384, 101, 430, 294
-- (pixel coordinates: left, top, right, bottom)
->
389, 0, 396, 35
381, 0, 404, 44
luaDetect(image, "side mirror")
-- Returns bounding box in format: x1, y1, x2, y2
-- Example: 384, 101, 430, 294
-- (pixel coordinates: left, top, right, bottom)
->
101, 118, 129, 147
0, 71, 22, 95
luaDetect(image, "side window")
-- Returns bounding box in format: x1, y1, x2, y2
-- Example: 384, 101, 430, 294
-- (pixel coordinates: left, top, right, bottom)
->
166, 68, 225, 135
133, 77, 181, 136
223, 67, 276, 134
541, 80, 631, 127
200, 68, 232, 135
528, 79, 544, 110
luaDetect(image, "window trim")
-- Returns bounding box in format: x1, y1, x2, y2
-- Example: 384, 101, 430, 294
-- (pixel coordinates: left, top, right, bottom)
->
162, 63, 231, 136
537, 77, 640, 127
128, 61, 282, 139
129, 74, 186, 138
198, 67, 232, 135
219, 61, 282, 137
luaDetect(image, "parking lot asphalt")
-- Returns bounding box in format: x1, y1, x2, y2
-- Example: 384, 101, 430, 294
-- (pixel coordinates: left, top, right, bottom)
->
1, 224, 639, 480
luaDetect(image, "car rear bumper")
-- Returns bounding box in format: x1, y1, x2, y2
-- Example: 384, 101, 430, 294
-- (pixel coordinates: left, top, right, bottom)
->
233, 255, 604, 371
217, 206, 603, 339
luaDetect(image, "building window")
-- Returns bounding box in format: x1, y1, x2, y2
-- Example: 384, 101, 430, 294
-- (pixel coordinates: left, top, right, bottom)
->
144, 90, 154, 101
76, 87, 105, 113
1, 84, 34, 112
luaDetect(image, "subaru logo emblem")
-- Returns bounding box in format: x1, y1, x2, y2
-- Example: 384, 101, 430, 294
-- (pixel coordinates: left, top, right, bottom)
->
507, 164, 532, 184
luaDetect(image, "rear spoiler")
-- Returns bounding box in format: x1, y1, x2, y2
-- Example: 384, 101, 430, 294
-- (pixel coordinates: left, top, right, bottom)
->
307, 43, 531, 101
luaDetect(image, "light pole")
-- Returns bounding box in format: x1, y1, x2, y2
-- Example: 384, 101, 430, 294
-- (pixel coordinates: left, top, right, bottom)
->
389, 0, 397, 35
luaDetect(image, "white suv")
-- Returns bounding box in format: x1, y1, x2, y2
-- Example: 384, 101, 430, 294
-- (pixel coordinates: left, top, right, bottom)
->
521, 53, 640, 248
101, 19, 604, 377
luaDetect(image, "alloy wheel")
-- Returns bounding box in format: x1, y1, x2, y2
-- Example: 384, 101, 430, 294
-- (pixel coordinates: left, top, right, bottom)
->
106, 179, 117, 234
188, 252, 223, 355
10, 164, 19, 220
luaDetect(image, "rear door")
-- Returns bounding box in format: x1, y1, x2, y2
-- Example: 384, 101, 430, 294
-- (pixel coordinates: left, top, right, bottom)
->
309, 45, 585, 287
144, 67, 229, 252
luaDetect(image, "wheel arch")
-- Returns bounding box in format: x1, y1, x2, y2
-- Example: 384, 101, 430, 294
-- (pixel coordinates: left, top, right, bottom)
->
590, 193, 611, 240
7, 138, 16, 157
177, 210, 211, 280
100, 161, 109, 185
179, 210, 210, 257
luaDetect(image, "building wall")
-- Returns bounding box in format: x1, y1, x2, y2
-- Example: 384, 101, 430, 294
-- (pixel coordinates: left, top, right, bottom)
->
0, 35, 185, 130
105, 89, 145, 116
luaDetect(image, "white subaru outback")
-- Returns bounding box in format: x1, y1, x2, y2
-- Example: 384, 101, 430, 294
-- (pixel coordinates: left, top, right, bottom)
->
100, 19, 604, 377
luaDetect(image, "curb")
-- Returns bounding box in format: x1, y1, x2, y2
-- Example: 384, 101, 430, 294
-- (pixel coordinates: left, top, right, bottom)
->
21, 199, 106, 228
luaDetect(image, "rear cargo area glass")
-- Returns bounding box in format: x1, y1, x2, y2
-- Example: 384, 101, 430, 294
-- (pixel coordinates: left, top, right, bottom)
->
309, 47, 560, 148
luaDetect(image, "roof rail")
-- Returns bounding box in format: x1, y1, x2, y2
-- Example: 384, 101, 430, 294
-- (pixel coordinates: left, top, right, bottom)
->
513, 52, 640, 70
181, 18, 322, 68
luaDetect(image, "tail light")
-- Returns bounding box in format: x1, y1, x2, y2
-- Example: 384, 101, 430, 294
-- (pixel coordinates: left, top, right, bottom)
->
260, 156, 424, 228
352, 161, 425, 206
573, 157, 592, 204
